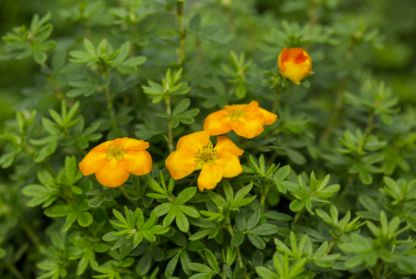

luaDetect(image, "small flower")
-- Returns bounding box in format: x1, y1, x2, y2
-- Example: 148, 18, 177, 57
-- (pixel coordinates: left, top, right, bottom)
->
166, 131, 243, 191
79, 138, 152, 187
278, 47, 312, 85
203, 101, 277, 139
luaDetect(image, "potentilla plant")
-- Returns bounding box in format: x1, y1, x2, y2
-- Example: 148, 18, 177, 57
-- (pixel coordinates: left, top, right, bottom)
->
0, 0, 415, 279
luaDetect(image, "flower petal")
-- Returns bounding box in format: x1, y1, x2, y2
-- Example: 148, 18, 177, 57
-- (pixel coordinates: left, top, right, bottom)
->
215, 136, 243, 156
79, 150, 107, 176
278, 47, 289, 72
197, 164, 223, 191
176, 131, 210, 153
122, 150, 152, 176
113, 138, 149, 151
204, 109, 232, 136
231, 112, 265, 138
215, 154, 242, 178
166, 149, 197, 180
246, 101, 259, 110
259, 108, 277, 125
280, 62, 310, 84
90, 141, 113, 152
95, 159, 130, 187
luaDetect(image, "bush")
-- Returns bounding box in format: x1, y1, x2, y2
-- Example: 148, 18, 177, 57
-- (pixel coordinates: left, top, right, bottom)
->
1, 0, 416, 278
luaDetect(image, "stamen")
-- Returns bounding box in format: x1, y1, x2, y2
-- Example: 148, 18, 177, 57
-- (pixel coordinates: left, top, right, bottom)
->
106, 144, 126, 160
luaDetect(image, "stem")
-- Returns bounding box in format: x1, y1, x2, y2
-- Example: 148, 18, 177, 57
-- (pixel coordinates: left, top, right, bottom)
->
340, 173, 355, 198
42, 161, 57, 177
222, 0, 235, 32
307, 0, 318, 33
177, 2, 186, 64
195, 37, 202, 60
7, 264, 25, 279
187, 231, 206, 260
294, 207, 305, 225
373, 260, 384, 279
120, 186, 134, 202
76, 144, 87, 155
129, 22, 137, 57
382, 261, 389, 278
325, 238, 337, 255
365, 109, 375, 135
260, 182, 272, 210
272, 86, 281, 114
320, 38, 357, 143
225, 217, 244, 268
320, 75, 348, 142
20, 220, 46, 254
348, 271, 364, 279
41, 63, 73, 107
102, 67, 113, 112
165, 96, 174, 153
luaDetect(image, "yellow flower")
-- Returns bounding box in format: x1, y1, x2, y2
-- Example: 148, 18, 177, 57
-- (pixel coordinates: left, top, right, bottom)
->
278, 47, 312, 85
166, 131, 244, 191
203, 101, 277, 139
79, 138, 152, 187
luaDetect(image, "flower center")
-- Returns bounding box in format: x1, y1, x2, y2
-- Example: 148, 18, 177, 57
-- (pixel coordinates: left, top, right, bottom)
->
195, 141, 218, 169
227, 107, 245, 120
106, 144, 126, 160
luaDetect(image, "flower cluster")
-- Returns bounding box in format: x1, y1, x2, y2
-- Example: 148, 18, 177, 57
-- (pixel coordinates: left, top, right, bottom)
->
79, 102, 278, 190
79, 48, 311, 190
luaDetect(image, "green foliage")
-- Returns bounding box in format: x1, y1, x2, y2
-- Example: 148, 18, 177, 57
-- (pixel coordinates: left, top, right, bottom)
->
1, 0, 416, 279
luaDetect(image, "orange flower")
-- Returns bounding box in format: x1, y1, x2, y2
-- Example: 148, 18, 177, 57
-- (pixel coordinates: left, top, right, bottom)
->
166, 131, 243, 191
79, 138, 152, 187
203, 101, 277, 139
278, 47, 312, 84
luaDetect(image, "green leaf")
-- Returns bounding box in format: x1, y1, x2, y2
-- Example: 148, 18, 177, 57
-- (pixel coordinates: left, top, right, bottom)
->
176, 210, 189, 232
231, 232, 245, 246
22, 184, 57, 207
289, 200, 305, 212
146, 175, 166, 195
256, 266, 277, 279
204, 249, 218, 270
165, 253, 180, 278
172, 98, 191, 116
175, 187, 197, 205
251, 224, 278, 236
247, 233, 265, 249
136, 252, 152, 275
77, 212, 93, 227
188, 263, 212, 273
84, 39, 96, 58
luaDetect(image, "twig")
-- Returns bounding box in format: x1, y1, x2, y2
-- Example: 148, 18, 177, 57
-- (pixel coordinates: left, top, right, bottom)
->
340, 173, 355, 198
294, 207, 305, 225
165, 95, 174, 153
325, 238, 337, 255
102, 66, 113, 112
41, 63, 73, 107
7, 264, 25, 279
272, 86, 281, 114
365, 109, 375, 135
225, 217, 244, 268
177, 2, 186, 64
20, 220, 46, 254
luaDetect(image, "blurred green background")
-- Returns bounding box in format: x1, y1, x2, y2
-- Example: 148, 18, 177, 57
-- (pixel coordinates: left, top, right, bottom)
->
1, 0, 415, 123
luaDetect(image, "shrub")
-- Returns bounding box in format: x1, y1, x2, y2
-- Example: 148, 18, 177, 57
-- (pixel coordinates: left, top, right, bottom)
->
1, 0, 416, 278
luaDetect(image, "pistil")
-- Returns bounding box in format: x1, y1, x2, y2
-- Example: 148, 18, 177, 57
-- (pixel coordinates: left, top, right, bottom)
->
194, 141, 218, 169
107, 144, 126, 160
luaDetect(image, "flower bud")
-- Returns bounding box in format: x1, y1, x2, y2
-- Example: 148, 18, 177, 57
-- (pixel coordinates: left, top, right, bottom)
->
278, 47, 312, 85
